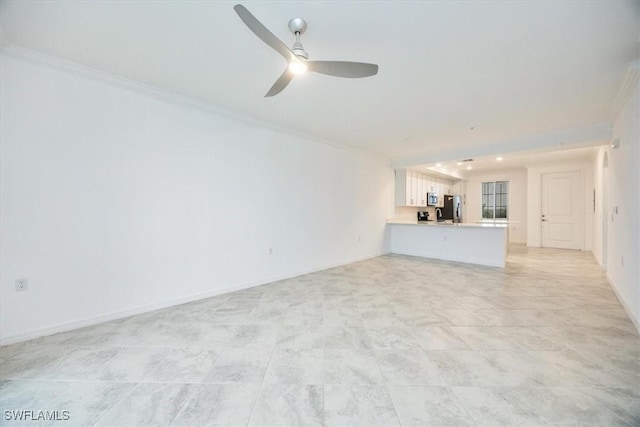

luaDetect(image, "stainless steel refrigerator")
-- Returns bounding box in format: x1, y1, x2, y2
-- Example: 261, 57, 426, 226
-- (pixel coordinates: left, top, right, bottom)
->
443, 195, 463, 223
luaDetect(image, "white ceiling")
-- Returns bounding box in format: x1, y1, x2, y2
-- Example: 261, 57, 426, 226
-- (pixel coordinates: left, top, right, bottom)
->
409, 145, 600, 180
1, 0, 639, 165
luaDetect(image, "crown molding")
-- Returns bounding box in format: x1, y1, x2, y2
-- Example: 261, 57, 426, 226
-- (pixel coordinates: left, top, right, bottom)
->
0, 44, 389, 162
609, 59, 640, 121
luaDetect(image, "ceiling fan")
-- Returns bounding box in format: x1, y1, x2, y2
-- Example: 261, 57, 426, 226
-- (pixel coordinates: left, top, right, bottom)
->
233, 4, 379, 97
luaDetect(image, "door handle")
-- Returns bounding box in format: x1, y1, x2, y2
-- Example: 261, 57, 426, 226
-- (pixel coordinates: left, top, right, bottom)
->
541, 219, 548, 222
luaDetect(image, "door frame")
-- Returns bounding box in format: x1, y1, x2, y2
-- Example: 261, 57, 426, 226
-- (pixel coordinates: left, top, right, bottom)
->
602, 152, 609, 268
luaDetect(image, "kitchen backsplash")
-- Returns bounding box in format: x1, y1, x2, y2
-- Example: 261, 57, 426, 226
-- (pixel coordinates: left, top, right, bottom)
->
394, 206, 437, 220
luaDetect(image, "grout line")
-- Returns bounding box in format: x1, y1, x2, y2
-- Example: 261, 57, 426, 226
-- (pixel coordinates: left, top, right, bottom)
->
384, 383, 404, 427
243, 344, 277, 427
90, 380, 139, 427
167, 383, 200, 427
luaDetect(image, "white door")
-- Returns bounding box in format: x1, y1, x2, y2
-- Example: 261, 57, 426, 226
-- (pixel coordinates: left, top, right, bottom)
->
541, 171, 582, 249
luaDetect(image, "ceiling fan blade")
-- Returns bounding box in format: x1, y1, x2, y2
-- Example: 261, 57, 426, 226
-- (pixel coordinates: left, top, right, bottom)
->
307, 61, 378, 78
265, 68, 295, 97
234, 4, 294, 61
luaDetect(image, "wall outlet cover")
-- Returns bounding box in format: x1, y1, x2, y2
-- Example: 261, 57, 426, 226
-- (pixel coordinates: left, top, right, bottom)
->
15, 278, 28, 292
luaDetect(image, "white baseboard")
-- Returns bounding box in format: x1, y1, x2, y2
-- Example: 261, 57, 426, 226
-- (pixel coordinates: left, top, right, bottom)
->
606, 273, 640, 334
0, 282, 258, 346
0, 251, 386, 346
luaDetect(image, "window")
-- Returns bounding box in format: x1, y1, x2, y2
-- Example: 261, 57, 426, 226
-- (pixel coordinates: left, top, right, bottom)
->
482, 181, 508, 219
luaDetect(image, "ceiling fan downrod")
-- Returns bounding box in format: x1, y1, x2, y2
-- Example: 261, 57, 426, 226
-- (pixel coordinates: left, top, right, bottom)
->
289, 18, 309, 59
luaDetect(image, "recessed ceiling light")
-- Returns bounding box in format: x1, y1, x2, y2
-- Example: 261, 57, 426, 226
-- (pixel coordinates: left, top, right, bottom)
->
466, 166, 473, 170
457, 162, 463, 166
436, 163, 442, 167
496, 156, 503, 161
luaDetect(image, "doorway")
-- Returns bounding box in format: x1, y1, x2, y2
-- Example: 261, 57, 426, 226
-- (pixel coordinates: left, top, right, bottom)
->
541, 170, 583, 250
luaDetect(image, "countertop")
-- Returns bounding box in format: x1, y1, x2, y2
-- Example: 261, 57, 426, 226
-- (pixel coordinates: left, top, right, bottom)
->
386, 219, 508, 228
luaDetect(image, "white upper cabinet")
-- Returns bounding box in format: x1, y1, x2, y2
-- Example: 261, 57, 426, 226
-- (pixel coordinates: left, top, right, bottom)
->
410, 172, 420, 206
396, 169, 416, 206
416, 175, 425, 207
411, 172, 427, 207
434, 179, 451, 207
452, 180, 463, 196
396, 170, 462, 208
396, 169, 445, 207
406, 171, 415, 206
436, 180, 444, 206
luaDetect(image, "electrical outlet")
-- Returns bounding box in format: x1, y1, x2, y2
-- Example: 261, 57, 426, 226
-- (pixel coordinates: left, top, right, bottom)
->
15, 278, 28, 292
268, 247, 273, 255
358, 235, 361, 243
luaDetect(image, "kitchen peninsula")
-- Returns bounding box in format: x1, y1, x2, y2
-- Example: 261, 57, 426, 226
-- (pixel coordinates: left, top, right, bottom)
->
386, 219, 508, 267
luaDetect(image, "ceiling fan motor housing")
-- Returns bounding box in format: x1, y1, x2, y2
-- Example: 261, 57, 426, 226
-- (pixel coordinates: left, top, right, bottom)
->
288, 18, 309, 58
288, 17, 307, 34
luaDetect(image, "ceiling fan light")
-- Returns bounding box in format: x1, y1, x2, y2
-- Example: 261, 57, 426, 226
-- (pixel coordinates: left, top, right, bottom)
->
289, 61, 308, 75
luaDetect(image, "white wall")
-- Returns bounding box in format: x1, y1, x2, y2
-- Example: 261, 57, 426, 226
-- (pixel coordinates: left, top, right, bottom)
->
464, 169, 527, 243
0, 51, 395, 344
600, 79, 639, 329
526, 161, 594, 250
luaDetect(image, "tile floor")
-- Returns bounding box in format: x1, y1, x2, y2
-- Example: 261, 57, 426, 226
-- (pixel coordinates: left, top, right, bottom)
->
1, 245, 639, 426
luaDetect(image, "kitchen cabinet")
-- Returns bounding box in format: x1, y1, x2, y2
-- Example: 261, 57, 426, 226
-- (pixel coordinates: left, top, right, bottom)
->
452, 181, 461, 195
437, 181, 444, 206
422, 175, 431, 195
396, 170, 415, 206
405, 171, 414, 206
435, 179, 455, 206
396, 170, 456, 207
395, 169, 429, 207
417, 175, 426, 206
425, 175, 434, 193
413, 172, 428, 207
410, 172, 420, 206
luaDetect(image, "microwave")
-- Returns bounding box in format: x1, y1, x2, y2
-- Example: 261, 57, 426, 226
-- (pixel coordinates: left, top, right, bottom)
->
427, 192, 438, 206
